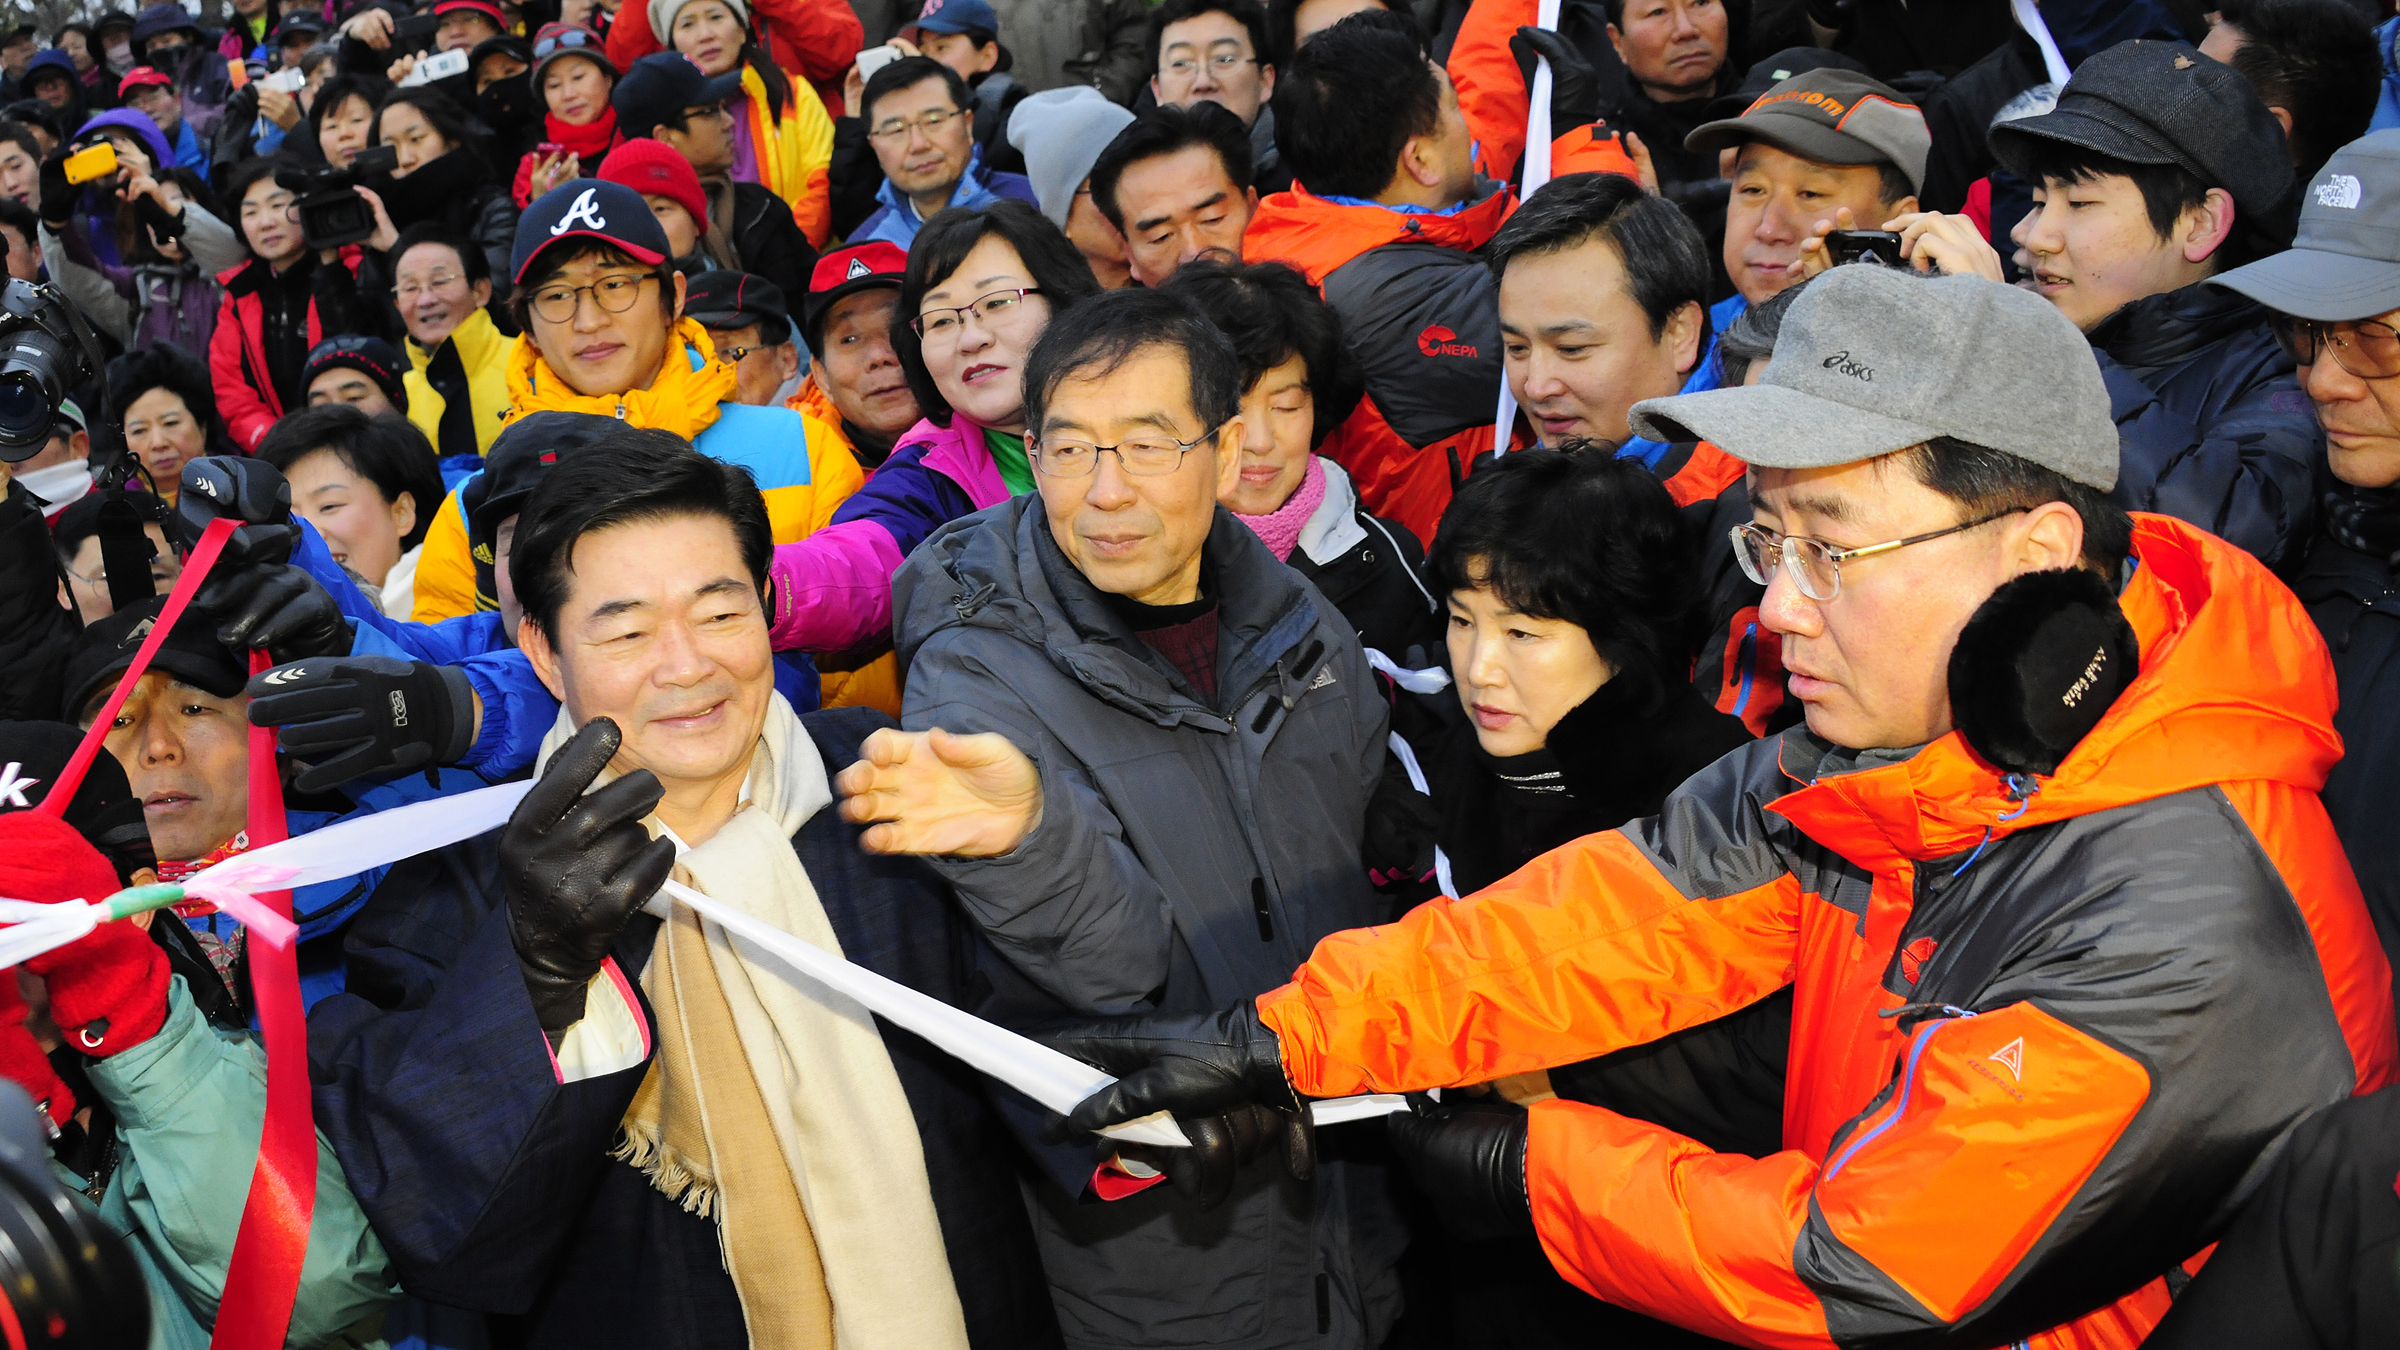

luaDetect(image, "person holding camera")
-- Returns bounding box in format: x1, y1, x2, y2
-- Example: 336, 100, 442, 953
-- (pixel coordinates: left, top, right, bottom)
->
208, 154, 379, 450
369, 87, 520, 301
36, 132, 239, 358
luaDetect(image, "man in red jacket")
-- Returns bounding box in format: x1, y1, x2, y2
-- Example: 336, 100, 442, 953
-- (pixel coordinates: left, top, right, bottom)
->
1242, 12, 1511, 545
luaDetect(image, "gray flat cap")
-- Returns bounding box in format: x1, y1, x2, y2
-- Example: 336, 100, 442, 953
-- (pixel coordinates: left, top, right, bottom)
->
1629, 265, 2119, 489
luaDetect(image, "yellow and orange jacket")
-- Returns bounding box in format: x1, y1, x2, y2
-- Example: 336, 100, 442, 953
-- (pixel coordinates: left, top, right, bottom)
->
1261, 515, 2397, 1349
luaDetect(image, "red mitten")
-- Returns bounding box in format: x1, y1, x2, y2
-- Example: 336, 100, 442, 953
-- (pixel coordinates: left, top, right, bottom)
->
0, 977, 73, 1128
0, 813, 169, 1057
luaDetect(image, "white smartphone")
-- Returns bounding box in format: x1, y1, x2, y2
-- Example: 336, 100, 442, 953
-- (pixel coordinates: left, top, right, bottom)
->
262, 66, 306, 94
855, 43, 902, 82
400, 48, 469, 87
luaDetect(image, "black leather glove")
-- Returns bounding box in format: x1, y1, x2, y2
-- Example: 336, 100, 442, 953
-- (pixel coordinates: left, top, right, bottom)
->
132, 188, 183, 244
1048, 1003, 1309, 1168
501, 718, 675, 1039
191, 563, 349, 663
176, 456, 298, 569
36, 147, 72, 227
246, 655, 476, 792
1362, 748, 1439, 881
1510, 26, 1601, 132
1114, 1103, 1307, 1211
1387, 1095, 1534, 1242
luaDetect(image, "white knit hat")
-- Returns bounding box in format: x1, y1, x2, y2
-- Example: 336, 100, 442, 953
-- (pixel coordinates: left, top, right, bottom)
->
648, 0, 748, 46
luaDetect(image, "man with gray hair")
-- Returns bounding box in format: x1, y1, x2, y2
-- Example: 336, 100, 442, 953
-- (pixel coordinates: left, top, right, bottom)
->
1006, 263, 2398, 1347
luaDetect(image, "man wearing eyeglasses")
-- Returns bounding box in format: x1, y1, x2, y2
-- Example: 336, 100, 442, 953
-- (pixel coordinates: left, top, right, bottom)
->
850, 54, 1034, 249
839, 286, 1408, 1349
970, 263, 2395, 1347
2212, 129, 2400, 1018
499, 179, 822, 552
1146, 0, 1289, 195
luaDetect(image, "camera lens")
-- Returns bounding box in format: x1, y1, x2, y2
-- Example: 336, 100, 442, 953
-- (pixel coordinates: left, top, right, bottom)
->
0, 366, 51, 452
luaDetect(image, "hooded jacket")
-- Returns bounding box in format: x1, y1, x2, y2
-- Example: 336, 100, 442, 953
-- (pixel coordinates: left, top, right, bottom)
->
1244, 180, 1517, 545
2091, 281, 2321, 570
894, 497, 1404, 1350
1258, 515, 2398, 1349
764, 412, 1015, 656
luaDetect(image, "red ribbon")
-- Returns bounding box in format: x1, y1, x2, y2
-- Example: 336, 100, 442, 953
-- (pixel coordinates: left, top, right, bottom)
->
35, 515, 320, 1349
210, 650, 316, 1350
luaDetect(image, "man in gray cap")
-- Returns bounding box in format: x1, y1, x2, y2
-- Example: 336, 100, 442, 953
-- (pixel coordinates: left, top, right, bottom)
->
1022, 261, 2396, 1348
1005, 85, 1135, 290
1984, 38, 2320, 570
1680, 65, 1925, 320
2210, 128, 2400, 1020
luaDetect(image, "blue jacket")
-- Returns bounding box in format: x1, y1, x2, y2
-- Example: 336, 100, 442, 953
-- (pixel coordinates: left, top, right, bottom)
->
306, 707, 1061, 1349
853, 148, 1038, 248
2375, 18, 2400, 132
2094, 282, 2322, 570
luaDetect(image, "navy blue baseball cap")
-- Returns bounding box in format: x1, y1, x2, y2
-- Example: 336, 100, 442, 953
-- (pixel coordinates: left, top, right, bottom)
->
613, 50, 742, 141
511, 178, 670, 284
909, 0, 998, 36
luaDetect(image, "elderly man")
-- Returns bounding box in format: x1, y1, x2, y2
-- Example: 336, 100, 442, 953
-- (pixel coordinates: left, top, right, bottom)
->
391, 223, 513, 464
305, 430, 1056, 1347
911, 265, 2397, 1347
838, 286, 1404, 1349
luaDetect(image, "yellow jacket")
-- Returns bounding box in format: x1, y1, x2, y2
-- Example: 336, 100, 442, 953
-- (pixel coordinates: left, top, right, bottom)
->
741, 64, 835, 248
403, 307, 515, 459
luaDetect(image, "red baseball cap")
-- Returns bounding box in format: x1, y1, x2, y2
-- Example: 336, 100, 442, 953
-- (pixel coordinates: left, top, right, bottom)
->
802, 241, 906, 357
433, 0, 509, 29
597, 139, 705, 233
116, 65, 171, 97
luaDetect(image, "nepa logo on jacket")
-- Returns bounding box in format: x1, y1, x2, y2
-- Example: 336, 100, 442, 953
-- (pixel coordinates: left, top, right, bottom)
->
1417, 324, 1477, 358
2314, 174, 2363, 209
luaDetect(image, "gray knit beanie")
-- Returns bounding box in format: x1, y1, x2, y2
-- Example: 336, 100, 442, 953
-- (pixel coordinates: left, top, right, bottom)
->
1006, 86, 1136, 230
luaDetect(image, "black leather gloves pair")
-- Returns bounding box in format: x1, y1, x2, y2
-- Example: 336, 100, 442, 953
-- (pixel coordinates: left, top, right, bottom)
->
500, 719, 675, 1040
1050, 1005, 1533, 1234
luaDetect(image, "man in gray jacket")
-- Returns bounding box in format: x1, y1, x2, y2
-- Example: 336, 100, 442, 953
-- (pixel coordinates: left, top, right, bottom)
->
838, 286, 1404, 1350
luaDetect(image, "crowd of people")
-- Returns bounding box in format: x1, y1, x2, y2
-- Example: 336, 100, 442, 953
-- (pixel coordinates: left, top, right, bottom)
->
0, 0, 2396, 1345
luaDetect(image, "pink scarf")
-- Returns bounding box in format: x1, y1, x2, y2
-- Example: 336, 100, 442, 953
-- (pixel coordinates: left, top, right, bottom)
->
1235, 455, 1326, 562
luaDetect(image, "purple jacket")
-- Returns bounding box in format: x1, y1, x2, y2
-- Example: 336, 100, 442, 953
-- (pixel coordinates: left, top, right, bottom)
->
767, 414, 1012, 654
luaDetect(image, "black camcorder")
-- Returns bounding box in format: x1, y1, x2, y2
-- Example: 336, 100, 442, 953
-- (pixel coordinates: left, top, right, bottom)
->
0, 278, 103, 462
272, 143, 400, 252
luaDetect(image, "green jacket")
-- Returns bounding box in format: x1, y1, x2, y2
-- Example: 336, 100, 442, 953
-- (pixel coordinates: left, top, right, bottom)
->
59, 976, 400, 1350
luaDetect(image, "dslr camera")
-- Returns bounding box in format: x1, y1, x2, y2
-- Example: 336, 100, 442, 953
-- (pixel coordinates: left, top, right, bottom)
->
0, 278, 104, 462
272, 143, 401, 252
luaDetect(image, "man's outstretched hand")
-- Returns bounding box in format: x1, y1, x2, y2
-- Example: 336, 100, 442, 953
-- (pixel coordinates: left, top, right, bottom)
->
835, 727, 1041, 856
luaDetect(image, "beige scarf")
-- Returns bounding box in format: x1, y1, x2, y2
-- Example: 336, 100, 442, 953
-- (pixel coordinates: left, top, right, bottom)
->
538, 702, 970, 1350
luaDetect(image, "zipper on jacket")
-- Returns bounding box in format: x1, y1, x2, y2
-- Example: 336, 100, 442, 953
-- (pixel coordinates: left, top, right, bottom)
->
1251, 877, 1274, 942
1823, 1009, 1977, 1182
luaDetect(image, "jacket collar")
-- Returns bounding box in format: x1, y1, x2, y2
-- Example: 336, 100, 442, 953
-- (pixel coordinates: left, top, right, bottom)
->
407, 305, 502, 367
1767, 514, 2344, 869
873, 147, 1001, 227
901, 496, 1325, 727
1244, 177, 1516, 286
2086, 279, 2271, 369
902, 415, 1013, 509
1295, 456, 1367, 565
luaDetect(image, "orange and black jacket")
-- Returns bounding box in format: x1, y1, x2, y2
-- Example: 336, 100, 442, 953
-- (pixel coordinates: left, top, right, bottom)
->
1656, 439, 1793, 738
1244, 180, 1518, 545
1259, 514, 2399, 1348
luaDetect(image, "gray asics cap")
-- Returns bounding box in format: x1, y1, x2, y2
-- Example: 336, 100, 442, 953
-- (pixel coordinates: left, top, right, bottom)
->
2210, 130, 2400, 322
1628, 265, 2120, 490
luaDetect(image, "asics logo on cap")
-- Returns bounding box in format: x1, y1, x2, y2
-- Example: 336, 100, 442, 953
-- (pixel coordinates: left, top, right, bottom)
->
552, 188, 607, 236
846, 257, 871, 280
1821, 349, 1874, 381
2314, 174, 2363, 209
